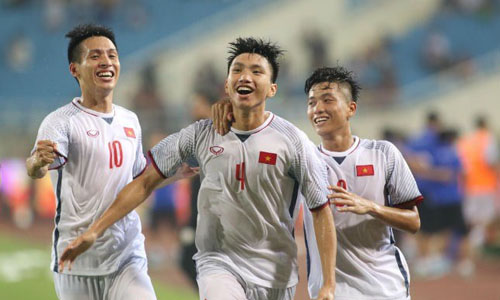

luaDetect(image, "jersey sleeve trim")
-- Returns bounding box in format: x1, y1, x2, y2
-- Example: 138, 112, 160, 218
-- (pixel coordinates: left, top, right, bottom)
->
393, 195, 424, 209
309, 201, 329, 212
133, 160, 147, 179
48, 150, 68, 170
147, 150, 167, 179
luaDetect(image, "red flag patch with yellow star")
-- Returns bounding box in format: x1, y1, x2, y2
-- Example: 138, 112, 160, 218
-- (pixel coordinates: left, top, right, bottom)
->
124, 127, 136, 138
258, 151, 277, 165
356, 165, 374, 176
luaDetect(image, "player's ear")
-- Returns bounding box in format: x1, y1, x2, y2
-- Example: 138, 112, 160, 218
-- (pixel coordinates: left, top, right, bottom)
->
267, 83, 277, 98
348, 100, 357, 118
69, 62, 79, 78
224, 79, 229, 95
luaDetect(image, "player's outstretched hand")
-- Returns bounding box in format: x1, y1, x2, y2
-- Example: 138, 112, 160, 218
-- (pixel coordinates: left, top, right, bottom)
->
211, 98, 233, 136
328, 185, 374, 215
315, 285, 335, 300
58, 231, 98, 272
175, 163, 200, 180
33, 140, 58, 168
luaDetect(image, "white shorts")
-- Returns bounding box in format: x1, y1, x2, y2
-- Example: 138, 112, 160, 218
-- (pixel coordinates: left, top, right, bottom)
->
197, 265, 295, 300
53, 256, 156, 300
463, 194, 496, 225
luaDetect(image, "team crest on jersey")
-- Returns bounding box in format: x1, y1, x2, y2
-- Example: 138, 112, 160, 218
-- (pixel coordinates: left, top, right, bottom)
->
86, 129, 99, 137
209, 146, 224, 156
124, 127, 136, 138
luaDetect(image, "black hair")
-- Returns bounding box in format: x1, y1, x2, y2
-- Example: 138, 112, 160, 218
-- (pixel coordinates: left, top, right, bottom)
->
65, 24, 117, 64
227, 37, 284, 83
304, 66, 361, 102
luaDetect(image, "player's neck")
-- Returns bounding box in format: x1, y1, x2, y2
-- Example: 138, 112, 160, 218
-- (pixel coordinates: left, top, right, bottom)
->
80, 90, 114, 113
232, 107, 268, 131
321, 128, 354, 152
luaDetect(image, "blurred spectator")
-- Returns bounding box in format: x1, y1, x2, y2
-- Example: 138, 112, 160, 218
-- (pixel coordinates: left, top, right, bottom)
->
33, 173, 56, 219
362, 37, 398, 106
5, 31, 34, 73
410, 128, 473, 277
406, 111, 446, 276
131, 62, 167, 139
192, 60, 224, 102
146, 132, 191, 268
421, 29, 453, 72
96, 0, 121, 23
0, 159, 33, 229
301, 27, 331, 70
457, 116, 499, 257
43, 0, 66, 31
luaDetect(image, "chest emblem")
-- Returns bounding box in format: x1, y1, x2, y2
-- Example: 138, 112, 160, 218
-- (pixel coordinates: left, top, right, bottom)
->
356, 164, 374, 176
258, 151, 277, 165
86, 129, 100, 137
210, 146, 224, 156
124, 127, 136, 138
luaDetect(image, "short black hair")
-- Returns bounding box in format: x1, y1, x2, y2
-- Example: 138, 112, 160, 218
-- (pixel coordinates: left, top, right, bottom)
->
227, 37, 284, 83
65, 24, 117, 64
304, 66, 361, 102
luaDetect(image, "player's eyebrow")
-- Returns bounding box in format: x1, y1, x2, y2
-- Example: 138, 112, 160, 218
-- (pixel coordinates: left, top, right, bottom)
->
232, 62, 265, 70
88, 48, 117, 54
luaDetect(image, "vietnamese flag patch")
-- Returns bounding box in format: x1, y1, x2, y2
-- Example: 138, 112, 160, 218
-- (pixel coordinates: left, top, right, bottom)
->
258, 151, 277, 165
356, 165, 374, 176
124, 127, 136, 138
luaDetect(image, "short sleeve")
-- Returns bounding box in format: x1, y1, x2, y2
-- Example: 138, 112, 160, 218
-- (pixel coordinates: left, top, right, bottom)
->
385, 142, 423, 207
290, 131, 330, 210
132, 119, 147, 178
148, 121, 202, 178
32, 112, 69, 170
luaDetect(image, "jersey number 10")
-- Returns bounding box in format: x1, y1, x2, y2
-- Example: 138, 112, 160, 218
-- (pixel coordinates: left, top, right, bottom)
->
108, 141, 123, 169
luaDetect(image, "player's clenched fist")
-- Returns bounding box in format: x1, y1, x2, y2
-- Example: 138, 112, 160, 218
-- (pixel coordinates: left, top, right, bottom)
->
33, 140, 58, 167
26, 140, 58, 178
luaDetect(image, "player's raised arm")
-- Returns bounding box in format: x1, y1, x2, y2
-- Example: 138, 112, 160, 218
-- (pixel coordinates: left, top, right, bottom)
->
26, 140, 58, 179
59, 163, 196, 271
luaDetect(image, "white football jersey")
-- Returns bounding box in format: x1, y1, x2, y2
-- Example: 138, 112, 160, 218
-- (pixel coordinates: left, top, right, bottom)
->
149, 112, 329, 288
304, 136, 422, 300
32, 98, 147, 276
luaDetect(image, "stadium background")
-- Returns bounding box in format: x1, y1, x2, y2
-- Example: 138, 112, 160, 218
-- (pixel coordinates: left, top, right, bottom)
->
1, 0, 499, 299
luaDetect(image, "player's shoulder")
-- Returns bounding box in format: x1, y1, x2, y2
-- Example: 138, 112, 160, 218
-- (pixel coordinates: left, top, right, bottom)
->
42, 101, 79, 125
113, 104, 140, 121
359, 138, 399, 154
268, 113, 308, 141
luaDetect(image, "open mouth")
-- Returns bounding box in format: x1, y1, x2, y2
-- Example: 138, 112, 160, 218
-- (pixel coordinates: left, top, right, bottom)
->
96, 70, 114, 78
314, 116, 329, 125
237, 86, 253, 95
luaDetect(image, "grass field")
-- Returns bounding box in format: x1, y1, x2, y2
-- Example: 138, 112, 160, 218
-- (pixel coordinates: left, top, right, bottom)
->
0, 233, 197, 300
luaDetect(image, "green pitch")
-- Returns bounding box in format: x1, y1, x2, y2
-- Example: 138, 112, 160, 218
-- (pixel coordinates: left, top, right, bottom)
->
0, 233, 197, 300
